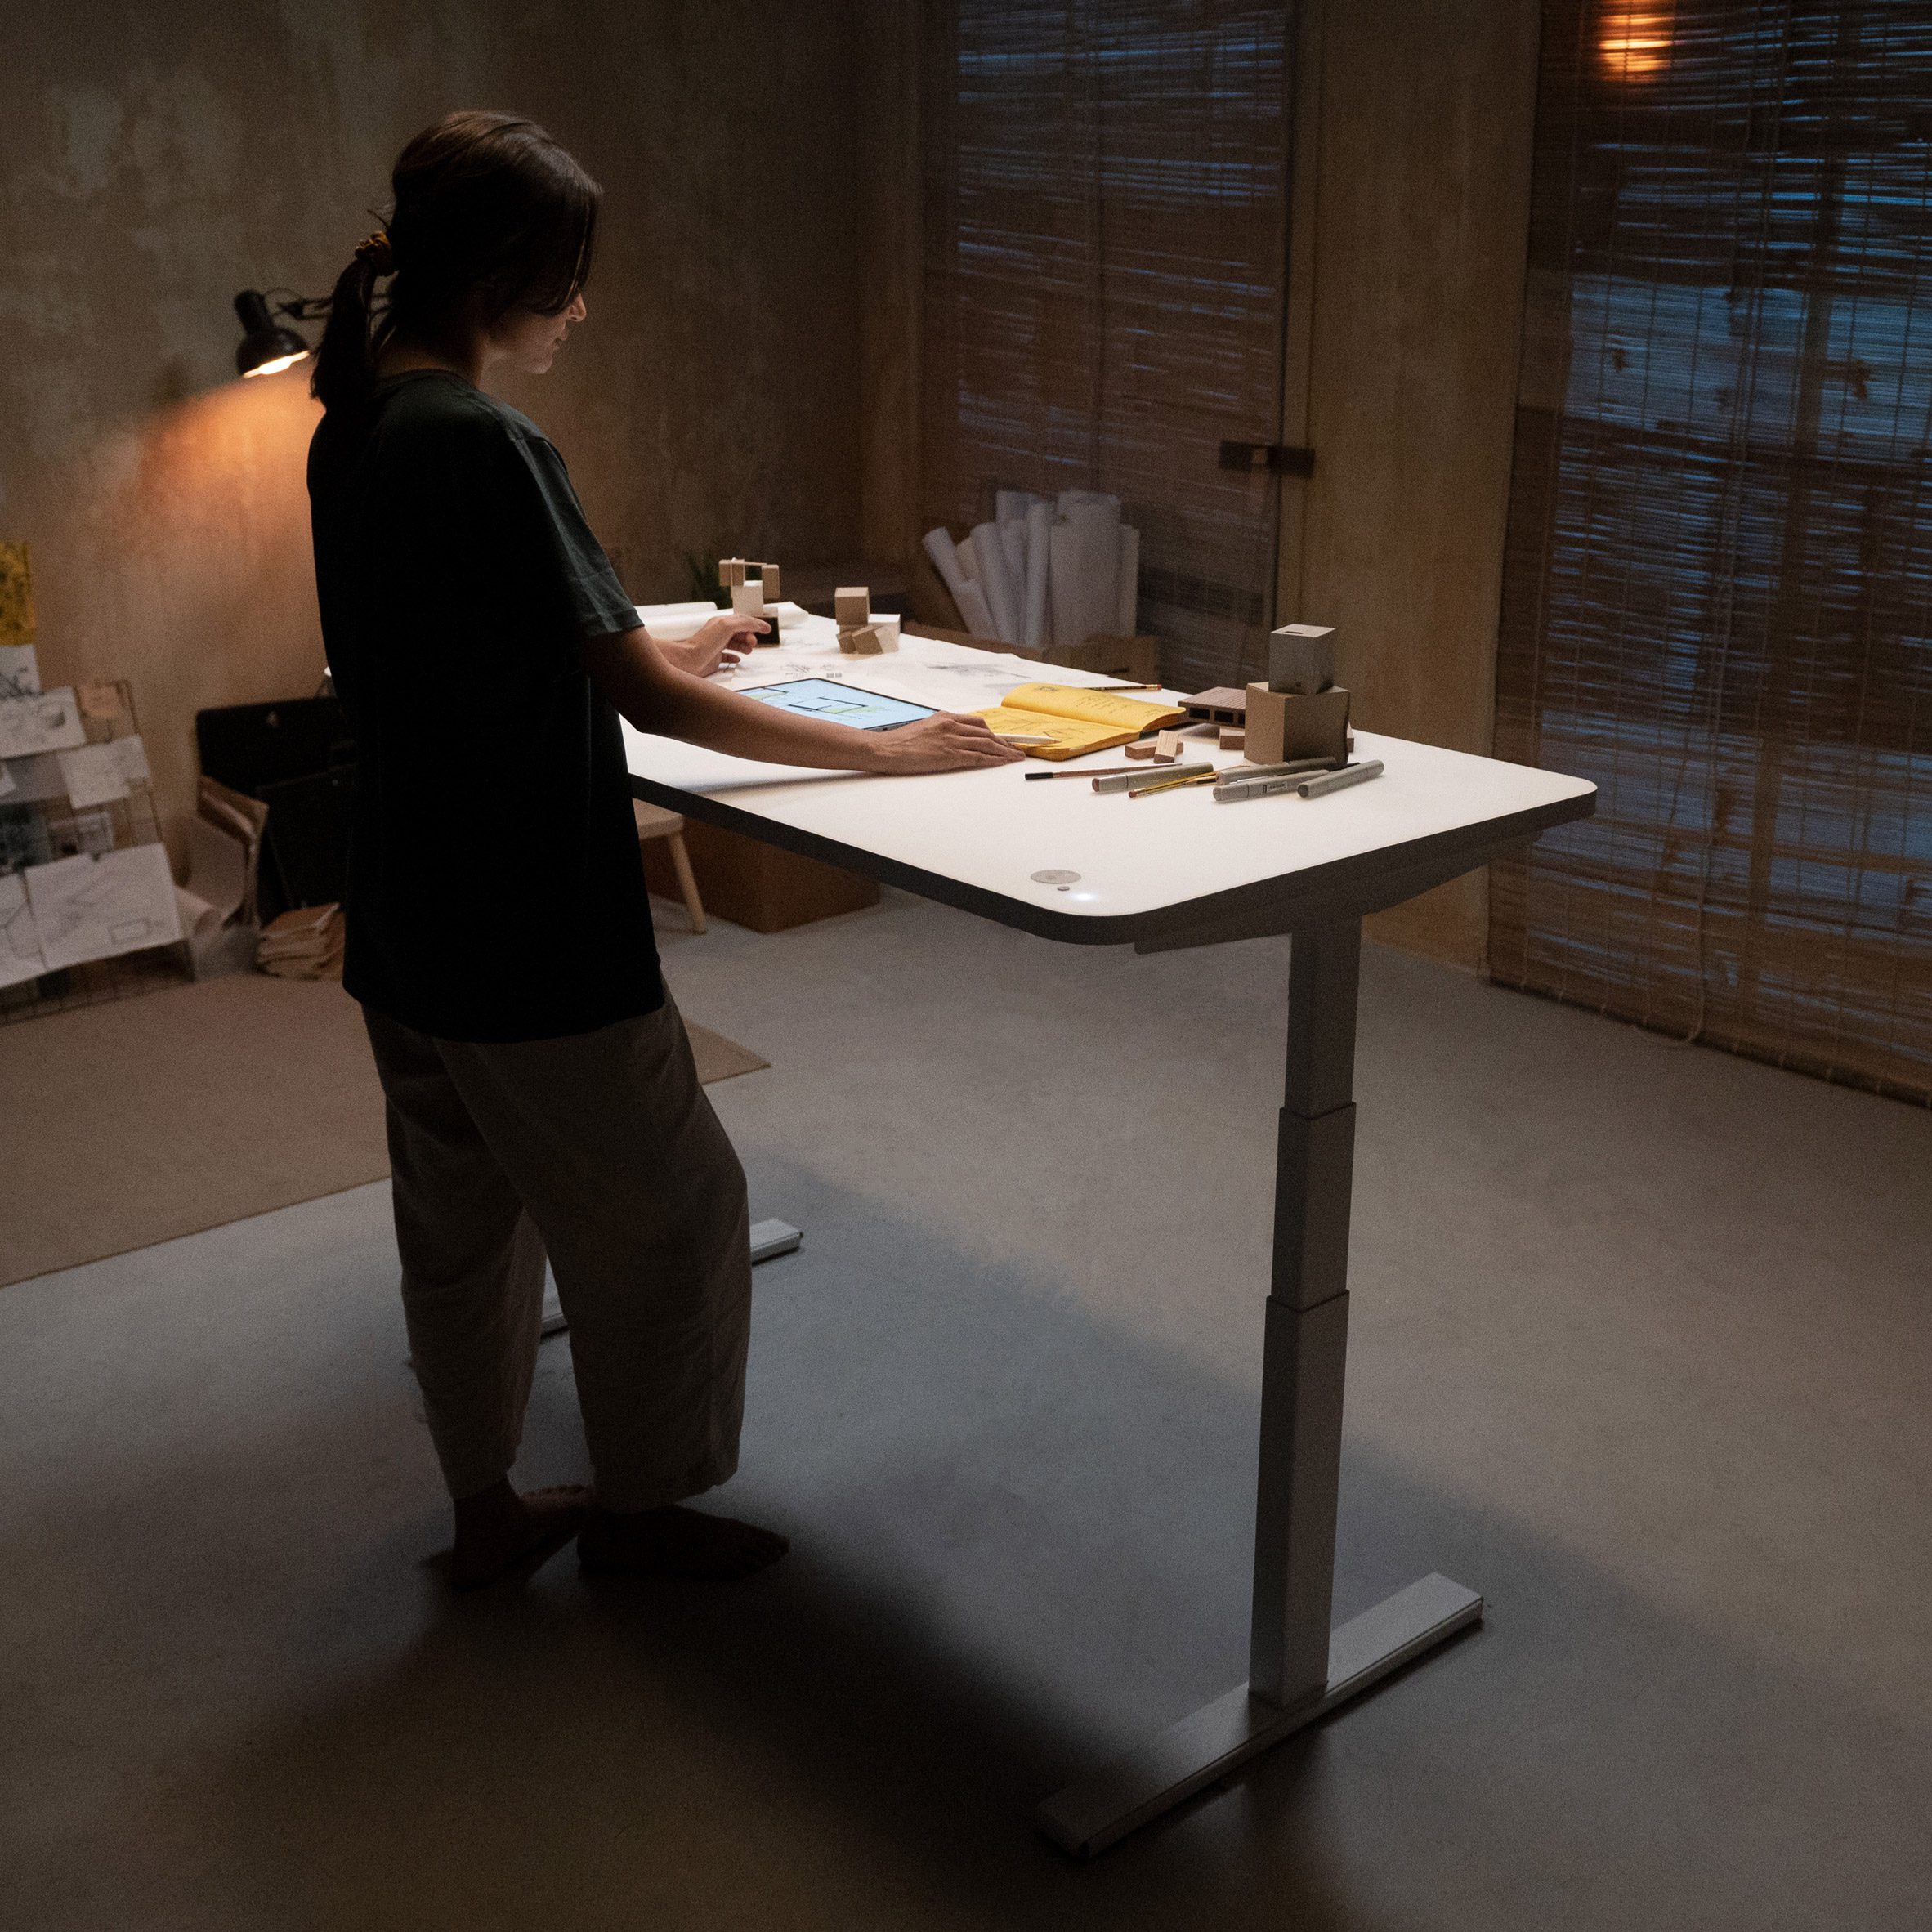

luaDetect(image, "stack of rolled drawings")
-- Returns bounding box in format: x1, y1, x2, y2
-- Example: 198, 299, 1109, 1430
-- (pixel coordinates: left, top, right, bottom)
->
923, 490, 1138, 655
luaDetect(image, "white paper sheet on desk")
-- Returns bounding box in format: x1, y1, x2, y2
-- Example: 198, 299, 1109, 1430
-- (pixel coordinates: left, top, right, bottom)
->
24, 845, 182, 970
0, 686, 87, 759
0, 873, 47, 988
0, 644, 39, 699
56, 743, 131, 808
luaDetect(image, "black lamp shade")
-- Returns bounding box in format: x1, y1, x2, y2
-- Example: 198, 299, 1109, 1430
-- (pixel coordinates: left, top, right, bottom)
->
234, 290, 311, 378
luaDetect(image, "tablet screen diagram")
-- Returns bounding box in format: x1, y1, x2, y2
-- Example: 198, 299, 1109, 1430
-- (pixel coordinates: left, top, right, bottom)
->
736, 679, 934, 733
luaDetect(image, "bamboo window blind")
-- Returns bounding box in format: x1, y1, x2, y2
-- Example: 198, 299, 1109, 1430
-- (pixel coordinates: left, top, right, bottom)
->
920, 2, 1293, 691
1492, 0, 1932, 1103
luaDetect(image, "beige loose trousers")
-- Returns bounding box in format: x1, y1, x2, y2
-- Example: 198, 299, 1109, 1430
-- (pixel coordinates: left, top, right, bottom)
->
363, 997, 751, 1513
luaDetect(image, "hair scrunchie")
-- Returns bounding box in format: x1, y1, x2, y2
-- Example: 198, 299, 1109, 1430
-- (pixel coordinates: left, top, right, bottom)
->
353, 230, 396, 274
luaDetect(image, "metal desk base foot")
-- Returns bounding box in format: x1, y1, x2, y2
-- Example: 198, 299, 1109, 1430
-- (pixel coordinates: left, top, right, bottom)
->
1035, 1572, 1483, 1858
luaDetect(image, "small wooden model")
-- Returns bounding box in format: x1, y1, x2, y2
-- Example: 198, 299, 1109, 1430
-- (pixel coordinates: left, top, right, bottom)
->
835, 585, 897, 655
721, 557, 784, 645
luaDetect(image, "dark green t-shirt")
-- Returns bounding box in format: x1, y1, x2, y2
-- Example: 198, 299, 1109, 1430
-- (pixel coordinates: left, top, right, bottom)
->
307, 369, 661, 1042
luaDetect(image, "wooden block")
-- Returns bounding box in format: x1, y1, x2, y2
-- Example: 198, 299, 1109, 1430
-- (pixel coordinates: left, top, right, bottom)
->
1219, 727, 1246, 751
731, 581, 764, 619
1124, 740, 1160, 761
719, 557, 746, 588
640, 816, 880, 932
835, 586, 870, 628
760, 562, 781, 604
1243, 682, 1351, 766
1181, 686, 1248, 725
846, 623, 895, 655
1155, 729, 1184, 761
1267, 623, 1337, 695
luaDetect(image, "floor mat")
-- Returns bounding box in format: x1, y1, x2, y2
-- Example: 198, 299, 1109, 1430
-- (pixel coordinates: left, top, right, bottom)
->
0, 974, 767, 1286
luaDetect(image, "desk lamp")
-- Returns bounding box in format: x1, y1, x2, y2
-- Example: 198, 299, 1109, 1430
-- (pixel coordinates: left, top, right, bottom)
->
233, 289, 327, 379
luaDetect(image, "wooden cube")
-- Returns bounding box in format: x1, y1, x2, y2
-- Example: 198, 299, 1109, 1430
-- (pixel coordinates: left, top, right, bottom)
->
834, 586, 870, 628
1243, 682, 1350, 765
731, 581, 764, 619
1266, 624, 1336, 695
759, 562, 781, 604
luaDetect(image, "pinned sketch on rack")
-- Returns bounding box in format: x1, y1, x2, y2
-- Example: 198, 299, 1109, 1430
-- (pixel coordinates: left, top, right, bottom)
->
0, 873, 47, 989
0, 686, 87, 759
22, 846, 182, 972
0, 645, 38, 700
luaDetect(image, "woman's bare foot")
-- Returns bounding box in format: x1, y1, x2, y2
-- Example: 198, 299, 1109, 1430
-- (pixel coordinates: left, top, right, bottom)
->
577, 1504, 789, 1581
449, 1479, 591, 1591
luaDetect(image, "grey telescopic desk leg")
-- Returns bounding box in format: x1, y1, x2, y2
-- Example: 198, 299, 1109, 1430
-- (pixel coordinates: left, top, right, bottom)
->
1035, 916, 1483, 1858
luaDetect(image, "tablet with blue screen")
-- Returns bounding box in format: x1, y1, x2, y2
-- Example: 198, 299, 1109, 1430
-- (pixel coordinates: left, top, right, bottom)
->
735, 678, 936, 732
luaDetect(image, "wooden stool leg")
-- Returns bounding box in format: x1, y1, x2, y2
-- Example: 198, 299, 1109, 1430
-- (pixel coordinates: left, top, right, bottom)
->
665, 831, 706, 934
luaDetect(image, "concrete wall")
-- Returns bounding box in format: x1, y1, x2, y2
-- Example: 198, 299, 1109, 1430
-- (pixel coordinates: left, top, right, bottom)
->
0, 2, 865, 865
1276, 0, 1545, 971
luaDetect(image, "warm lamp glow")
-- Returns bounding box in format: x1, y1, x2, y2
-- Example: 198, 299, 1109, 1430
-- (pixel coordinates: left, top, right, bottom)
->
242, 350, 311, 380
1599, 6, 1673, 81
232, 289, 314, 380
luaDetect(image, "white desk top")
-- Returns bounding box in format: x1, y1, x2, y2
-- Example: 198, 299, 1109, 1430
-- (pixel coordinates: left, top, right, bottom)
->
624, 617, 1594, 946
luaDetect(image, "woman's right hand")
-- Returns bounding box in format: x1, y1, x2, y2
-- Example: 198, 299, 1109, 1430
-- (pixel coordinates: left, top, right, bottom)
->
656, 612, 767, 679
861, 713, 1027, 775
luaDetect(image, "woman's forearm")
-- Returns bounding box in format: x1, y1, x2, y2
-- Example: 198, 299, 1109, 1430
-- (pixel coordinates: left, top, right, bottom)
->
584, 626, 893, 769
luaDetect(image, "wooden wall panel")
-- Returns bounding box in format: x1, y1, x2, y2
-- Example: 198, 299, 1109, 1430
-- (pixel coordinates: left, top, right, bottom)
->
1278, 0, 1544, 969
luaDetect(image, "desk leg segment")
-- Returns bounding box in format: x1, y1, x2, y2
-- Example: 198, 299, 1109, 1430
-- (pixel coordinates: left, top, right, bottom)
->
1035, 919, 1483, 1858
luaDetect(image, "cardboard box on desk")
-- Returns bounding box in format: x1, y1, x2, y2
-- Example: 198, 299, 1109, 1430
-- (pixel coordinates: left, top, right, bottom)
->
1244, 682, 1351, 767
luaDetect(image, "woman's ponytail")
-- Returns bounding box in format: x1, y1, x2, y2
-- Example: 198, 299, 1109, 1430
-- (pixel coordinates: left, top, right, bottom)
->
311, 114, 598, 418
311, 232, 394, 415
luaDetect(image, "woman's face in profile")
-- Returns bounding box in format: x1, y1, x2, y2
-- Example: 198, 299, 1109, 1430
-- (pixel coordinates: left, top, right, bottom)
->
493, 289, 588, 375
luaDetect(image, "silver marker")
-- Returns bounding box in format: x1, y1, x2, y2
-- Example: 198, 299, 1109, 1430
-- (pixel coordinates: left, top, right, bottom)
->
1093, 762, 1214, 794
1298, 758, 1384, 798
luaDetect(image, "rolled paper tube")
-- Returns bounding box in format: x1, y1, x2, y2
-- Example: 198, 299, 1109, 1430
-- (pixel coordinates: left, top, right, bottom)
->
922, 527, 973, 602
955, 579, 998, 639
971, 521, 1022, 646
1115, 523, 1140, 635
1000, 520, 1028, 621
1023, 499, 1052, 652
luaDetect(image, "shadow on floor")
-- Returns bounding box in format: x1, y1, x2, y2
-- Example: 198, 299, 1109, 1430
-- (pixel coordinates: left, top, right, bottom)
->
95, 1167, 1918, 1932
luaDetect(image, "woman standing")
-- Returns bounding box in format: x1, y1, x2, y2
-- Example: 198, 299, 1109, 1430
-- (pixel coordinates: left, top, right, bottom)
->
307, 111, 1016, 1590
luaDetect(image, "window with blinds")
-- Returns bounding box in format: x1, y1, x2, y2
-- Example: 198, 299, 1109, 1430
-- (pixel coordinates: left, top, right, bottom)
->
920, 2, 1293, 691
1492, 0, 1932, 1103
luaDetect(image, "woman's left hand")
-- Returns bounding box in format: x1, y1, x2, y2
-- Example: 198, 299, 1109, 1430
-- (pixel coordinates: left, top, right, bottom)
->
656, 612, 767, 679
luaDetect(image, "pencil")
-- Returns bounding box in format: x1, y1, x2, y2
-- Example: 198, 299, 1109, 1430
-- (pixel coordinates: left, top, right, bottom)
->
1024, 765, 1155, 780
1128, 767, 1219, 798
1093, 762, 1214, 794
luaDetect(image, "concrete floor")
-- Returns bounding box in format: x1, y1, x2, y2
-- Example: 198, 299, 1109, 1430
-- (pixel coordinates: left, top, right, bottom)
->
2, 890, 1930, 1930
